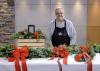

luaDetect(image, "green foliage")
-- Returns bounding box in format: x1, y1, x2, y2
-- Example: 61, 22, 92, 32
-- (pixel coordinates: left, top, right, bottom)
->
28, 48, 52, 59
93, 44, 100, 53
0, 44, 15, 57
88, 46, 96, 59
10, 33, 20, 39
65, 45, 80, 54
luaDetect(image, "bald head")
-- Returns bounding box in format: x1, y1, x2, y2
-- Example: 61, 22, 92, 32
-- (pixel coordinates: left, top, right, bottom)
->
55, 8, 64, 14
55, 8, 64, 21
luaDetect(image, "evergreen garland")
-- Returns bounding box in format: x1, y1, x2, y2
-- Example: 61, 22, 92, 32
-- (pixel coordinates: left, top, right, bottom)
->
0, 44, 99, 61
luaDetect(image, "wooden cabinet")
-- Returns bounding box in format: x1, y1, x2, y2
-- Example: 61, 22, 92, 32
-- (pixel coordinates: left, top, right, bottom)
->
87, 0, 100, 45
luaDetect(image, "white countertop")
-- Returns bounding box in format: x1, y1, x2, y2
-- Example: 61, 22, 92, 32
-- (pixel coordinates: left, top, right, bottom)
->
0, 53, 100, 71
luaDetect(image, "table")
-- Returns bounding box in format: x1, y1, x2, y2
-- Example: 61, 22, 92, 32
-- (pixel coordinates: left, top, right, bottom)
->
0, 53, 100, 71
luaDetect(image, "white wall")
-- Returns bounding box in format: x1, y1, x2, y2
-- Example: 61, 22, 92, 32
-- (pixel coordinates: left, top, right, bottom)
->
15, 0, 87, 45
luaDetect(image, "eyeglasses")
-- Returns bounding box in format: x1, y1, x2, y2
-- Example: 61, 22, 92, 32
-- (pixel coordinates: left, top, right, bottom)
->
56, 12, 63, 14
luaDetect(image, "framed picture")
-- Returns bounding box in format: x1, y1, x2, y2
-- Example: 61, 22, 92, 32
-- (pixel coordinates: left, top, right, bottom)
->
28, 25, 35, 33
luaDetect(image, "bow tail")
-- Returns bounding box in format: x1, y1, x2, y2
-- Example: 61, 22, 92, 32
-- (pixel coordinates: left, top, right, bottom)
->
21, 57, 28, 71
63, 57, 68, 64
87, 61, 92, 71
57, 58, 62, 71
15, 59, 21, 71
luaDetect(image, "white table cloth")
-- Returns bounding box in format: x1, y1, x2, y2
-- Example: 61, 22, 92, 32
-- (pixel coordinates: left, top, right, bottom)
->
0, 53, 100, 71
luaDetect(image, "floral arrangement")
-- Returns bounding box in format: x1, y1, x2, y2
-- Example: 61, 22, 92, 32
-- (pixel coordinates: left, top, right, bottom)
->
10, 29, 45, 39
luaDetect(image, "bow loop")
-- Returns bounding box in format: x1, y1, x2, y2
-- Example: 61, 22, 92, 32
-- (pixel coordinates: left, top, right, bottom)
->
19, 46, 29, 58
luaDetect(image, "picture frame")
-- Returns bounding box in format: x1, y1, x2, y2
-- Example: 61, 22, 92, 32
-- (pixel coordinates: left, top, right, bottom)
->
28, 25, 35, 33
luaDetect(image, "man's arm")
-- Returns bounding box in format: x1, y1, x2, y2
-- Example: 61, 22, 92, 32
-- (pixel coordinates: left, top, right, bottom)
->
47, 21, 55, 45
67, 20, 77, 45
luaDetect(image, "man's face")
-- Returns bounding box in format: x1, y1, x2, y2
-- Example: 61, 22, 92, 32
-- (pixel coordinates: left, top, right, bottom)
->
55, 8, 64, 21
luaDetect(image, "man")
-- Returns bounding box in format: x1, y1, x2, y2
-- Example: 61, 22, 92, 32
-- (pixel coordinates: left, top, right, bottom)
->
49, 8, 76, 47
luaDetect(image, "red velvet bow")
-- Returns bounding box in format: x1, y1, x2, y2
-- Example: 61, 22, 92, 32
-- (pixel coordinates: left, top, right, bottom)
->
75, 46, 92, 71
51, 45, 68, 64
50, 45, 68, 71
8, 46, 29, 71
